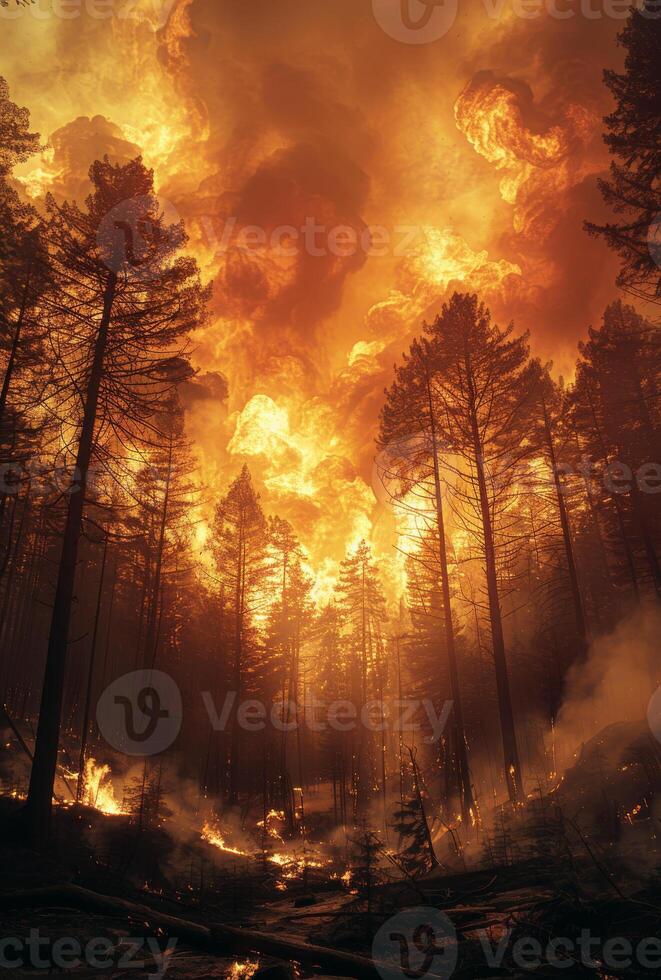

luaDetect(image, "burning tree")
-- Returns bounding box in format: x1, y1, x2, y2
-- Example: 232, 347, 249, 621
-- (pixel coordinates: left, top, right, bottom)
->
312, 602, 350, 826
586, 1, 661, 306
134, 394, 198, 671
0, 79, 50, 595
24, 157, 207, 844
392, 747, 439, 876
379, 333, 475, 822
336, 540, 387, 823
266, 516, 312, 826
571, 301, 661, 603
422, 292, 539, 803
211, 465, 269, 803
528, 361, 590, 663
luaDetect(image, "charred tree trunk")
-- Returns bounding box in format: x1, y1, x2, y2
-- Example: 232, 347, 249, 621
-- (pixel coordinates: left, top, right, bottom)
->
145, 433, 173, 669
77, 530, 109, 801
0, 255, 32, 426
630, 482, 661, 599
464, 345, 523, 803
228, 527, 245, 804
541, 396, 590, 658
25, 272, 117, 844
408, 746, 439, 869
584, 381, 640, 598
424, 370, 475, 821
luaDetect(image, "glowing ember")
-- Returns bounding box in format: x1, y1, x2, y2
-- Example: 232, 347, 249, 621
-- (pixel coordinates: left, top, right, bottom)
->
228, 961, 259, 980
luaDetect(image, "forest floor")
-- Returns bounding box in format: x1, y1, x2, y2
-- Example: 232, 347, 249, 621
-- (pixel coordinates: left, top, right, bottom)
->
1, 721, 661, 977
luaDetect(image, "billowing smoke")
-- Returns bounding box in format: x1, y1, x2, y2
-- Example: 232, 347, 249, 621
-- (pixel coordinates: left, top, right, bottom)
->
553, 605, 660, 775
3, 0, 629, 584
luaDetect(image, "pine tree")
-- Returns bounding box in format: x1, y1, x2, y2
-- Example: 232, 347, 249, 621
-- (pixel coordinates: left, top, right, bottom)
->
529, 362, 589, 660
0, 78, 50, 543
134, 394, 198, 669
0, 77, 41, 178
24, 157, 207, 843
379, 334, 474, 821
393, 748, 439, 877
586, 2, 661, 304
336, 540, 387, 821
423, 292, 538, 803
571, 301, 661, 599
211, 465, 269, 803
348, 828, 385, 939
266, 521, 312, 827
312, 602, 350, 826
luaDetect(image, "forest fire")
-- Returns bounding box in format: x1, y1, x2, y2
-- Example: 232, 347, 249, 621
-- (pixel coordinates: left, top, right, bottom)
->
77, 759, 125, 816
454, 77, 566, 205
1, 3, 660, 978
201, 821, 250, 857
201, 816, 330, 881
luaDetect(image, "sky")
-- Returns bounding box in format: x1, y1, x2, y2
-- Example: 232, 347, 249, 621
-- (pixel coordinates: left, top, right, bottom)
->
2, 0, 628, 594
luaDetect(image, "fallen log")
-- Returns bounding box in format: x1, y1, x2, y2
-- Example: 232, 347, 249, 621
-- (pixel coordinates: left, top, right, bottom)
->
0, 884, 397, 980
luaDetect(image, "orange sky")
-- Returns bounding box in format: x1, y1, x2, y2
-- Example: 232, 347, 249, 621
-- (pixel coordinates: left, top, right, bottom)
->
3, 0, 626, 593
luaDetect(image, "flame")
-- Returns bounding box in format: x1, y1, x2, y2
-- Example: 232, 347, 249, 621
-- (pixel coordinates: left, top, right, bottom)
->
201, 818, 330, 879
454, 75, 595, 244
405, 226, 520, 291
80, 759, 125, 815
201, 821, 249, 856
455, 80, 565, 205
257, 808, 286, 844
229, 962, 259, 980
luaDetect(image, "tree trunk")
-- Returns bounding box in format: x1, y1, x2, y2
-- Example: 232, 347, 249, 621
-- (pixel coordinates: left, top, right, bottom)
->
145, 433, 173, 669
77, 530, 109, 801
630, 482, 661, 598
584, 381, 640, 598
0, 256, 32, 426
25, 273, 117, 844
542, 397, 590, 658
424, 373, 475, 821
228, 527, 245, 803
464, 345, 523, 803
408, 747, 438, 869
